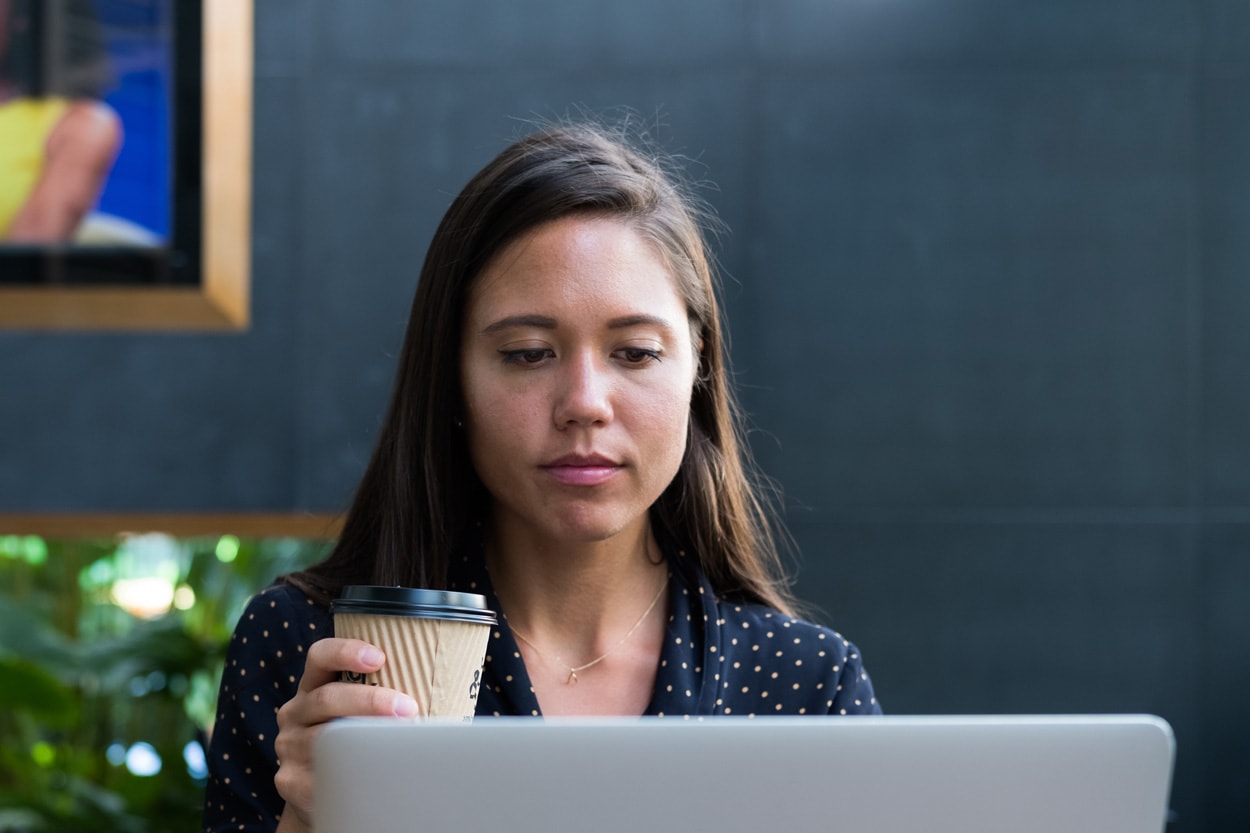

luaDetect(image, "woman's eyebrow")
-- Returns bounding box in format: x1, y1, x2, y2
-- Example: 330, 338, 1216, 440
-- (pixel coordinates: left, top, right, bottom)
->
481, 314, 558, 334
606, 314, 674, 332
481, 313, 674, 334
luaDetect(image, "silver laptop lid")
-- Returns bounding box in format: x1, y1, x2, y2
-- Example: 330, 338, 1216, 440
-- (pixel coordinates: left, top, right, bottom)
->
314, 714, 1174, 833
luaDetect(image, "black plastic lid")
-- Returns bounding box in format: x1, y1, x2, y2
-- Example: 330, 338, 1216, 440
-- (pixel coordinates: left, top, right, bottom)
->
331, 585, 498, 625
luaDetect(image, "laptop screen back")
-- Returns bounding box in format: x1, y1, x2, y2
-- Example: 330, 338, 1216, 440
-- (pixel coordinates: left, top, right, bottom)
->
314, 714, 1174, 833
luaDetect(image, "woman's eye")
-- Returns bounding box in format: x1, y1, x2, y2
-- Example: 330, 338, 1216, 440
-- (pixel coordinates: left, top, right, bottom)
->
617, 347, 661, 365
500, 348, 553, 365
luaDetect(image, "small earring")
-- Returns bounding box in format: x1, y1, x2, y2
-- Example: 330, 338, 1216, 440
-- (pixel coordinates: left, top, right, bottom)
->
455, 417, 464, 428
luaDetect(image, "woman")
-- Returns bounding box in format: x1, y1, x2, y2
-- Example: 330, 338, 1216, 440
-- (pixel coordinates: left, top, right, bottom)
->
202, 122, 880, 833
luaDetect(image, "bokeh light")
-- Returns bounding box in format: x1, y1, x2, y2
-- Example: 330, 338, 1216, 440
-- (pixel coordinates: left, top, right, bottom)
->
31, 742, 55, 767
111, 576, 175, 619
184, 740, 208, 780
173, 584, 197, 609
215, 535, 240, 563
125, 742, 162, 777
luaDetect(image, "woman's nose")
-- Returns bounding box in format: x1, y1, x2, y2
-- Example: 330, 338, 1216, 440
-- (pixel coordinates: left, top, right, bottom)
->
553, 354, 613, 428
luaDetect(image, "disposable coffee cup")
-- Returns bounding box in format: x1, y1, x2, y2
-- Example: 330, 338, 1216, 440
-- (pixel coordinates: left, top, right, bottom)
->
331, 586, 497, 721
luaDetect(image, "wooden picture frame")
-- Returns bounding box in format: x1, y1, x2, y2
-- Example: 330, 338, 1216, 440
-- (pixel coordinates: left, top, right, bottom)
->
0, 0, 252, 331
0, 513, 342, 539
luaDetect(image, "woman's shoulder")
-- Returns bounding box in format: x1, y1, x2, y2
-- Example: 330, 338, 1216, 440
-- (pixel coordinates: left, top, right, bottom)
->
713, 599, 862, 662
231, 580, 332, 643
671, 550, 869, 669
710, 598, 880, 715
217, 581, 331, 707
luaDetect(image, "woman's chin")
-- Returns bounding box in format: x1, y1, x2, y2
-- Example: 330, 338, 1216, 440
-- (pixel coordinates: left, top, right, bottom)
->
543, 506, 647, 546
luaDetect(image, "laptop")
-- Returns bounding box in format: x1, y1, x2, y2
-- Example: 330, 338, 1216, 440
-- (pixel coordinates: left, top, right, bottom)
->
314, 714, 1175, 833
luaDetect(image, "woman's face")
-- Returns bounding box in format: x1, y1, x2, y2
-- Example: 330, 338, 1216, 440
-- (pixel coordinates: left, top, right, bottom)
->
460, 215, 699, 547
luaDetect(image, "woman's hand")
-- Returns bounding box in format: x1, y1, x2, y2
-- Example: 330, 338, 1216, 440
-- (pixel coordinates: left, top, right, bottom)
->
273, 638, 420, 832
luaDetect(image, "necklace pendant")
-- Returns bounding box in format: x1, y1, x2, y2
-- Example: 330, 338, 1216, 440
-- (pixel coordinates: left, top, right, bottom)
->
567, 670, 578, 685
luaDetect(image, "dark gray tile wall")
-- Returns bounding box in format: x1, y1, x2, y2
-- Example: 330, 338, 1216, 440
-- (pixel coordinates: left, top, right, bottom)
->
750, 71, 1193, 511
1200, 77, 1250, 506
1, 0, 1245, 827
1201, 525, 1250, 832
756, 0, 1198, 68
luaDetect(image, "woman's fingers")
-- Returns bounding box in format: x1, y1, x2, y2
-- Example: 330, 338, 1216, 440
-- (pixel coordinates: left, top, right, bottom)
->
287, 638, 419, 722
297, 637, 385, 691
301, 678, 420, 722
273, 637, 420, 826
273, 750, 316, 828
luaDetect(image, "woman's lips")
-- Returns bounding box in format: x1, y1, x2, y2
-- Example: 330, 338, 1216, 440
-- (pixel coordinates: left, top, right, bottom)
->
541, 455, 621, 486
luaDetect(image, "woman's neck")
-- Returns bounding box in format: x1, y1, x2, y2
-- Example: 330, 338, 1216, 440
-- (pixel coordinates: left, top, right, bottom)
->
484, 516, 670, 713
484, 517, 668, 653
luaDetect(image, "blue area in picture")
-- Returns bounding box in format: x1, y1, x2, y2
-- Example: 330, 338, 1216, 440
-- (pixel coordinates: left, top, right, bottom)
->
93, 0, 172, 244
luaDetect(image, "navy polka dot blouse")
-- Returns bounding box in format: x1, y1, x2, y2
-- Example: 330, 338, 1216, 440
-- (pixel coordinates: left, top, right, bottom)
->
202, 548, 881, 832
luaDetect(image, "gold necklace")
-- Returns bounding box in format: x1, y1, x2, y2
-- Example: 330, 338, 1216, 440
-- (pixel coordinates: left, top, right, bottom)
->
507, 574, 668, 685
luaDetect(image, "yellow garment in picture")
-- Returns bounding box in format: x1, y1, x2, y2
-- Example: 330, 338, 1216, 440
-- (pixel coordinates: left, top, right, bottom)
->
0, 96, 70, 237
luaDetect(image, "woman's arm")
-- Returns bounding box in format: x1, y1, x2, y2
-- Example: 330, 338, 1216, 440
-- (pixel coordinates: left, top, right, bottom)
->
5, 99, 121, 243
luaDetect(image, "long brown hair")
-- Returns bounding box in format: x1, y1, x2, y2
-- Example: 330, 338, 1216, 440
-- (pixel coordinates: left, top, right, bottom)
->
285, 121, 796, 616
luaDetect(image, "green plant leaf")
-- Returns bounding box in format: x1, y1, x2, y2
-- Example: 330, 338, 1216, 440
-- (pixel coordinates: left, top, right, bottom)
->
0, 808, 46, 832
0, 597, 80, 675
0, 659, 78, 725
79, 615, 216, 693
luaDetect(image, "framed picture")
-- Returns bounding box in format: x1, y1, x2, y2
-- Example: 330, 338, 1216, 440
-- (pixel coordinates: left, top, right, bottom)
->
0, 0, 251, 330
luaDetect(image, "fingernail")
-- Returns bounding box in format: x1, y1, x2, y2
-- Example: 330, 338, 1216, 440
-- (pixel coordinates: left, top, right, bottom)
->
360, 646, 384, 667
393, 695, 418, 718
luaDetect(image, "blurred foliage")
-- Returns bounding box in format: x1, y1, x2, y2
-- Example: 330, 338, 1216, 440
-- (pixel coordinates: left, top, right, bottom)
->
0, 534, 330, 833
